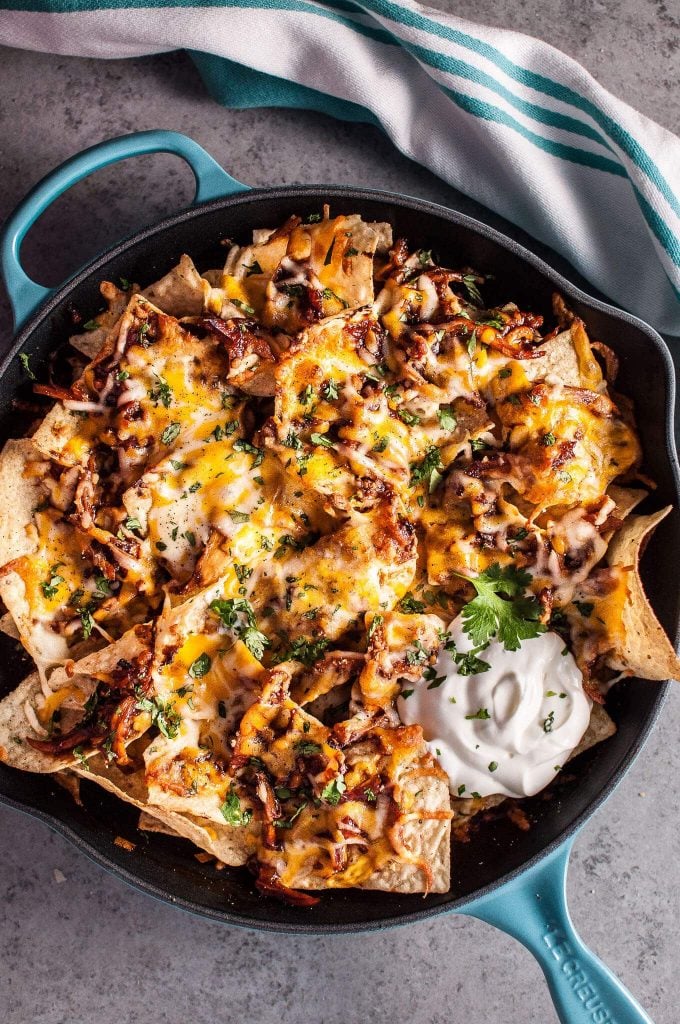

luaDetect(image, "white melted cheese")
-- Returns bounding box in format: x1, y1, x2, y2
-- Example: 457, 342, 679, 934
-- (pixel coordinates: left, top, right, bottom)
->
397, 615, 592, 798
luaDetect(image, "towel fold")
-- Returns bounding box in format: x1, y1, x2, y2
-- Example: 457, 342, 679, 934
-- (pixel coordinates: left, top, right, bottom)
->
2, 0, 679, 334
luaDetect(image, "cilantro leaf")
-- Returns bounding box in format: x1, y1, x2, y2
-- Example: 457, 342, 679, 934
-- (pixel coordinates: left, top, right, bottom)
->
459, 563, 545, 652
410, 446, 443, 492
189, 653, 212, 678
437, 406, 457, 431
220, 789, 253, 827
160, 422, 181, 446
208, 598, 269, 661
240, 625, 270, 660
135, 694, 181, 739
19, 352, 36, 380
321, 776, 346, 805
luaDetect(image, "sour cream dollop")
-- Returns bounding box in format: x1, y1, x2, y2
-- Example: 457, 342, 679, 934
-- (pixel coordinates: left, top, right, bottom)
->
397, 616, 592, 798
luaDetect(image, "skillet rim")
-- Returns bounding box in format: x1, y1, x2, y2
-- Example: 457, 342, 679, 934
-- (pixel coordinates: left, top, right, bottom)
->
0, 183, 678, 933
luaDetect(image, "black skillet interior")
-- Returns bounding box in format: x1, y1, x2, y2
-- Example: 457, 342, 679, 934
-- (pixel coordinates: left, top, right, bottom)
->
1, 187, 678, 932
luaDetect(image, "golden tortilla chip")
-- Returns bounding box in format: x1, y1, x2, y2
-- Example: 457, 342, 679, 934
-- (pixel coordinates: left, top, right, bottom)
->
570, 702, 617, 759
73, 755, 257, 866
0, 626, 150, 773
141, 254, 210, 318
606, 507, 680, 680
0, 673, 72, 771
70, 281, 132, 359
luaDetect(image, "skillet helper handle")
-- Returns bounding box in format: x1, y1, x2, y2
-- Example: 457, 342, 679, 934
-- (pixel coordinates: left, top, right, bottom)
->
0, 130, 248, 332
464, 839, 654, 1024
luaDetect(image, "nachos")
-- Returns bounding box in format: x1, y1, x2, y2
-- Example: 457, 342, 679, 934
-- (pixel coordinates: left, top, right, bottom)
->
0, 208, 677, 903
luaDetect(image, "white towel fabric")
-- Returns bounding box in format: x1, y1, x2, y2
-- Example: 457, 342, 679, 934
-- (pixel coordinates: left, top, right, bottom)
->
2, 0, 679, 334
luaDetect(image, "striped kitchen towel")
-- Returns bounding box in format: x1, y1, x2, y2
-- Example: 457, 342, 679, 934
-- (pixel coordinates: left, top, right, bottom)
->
2, 0, 679, 335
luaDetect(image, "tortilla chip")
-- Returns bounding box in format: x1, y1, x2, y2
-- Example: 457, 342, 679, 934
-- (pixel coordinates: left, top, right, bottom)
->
570, 702, 617, 759
0, 625, 151, 773
55, 768, 83, 805
0, 439, 72, 669
70, 281, 132, 359
607, 484, 648, 522
0, 673, 71, 771
0, 439, 43, 566
141, 254, 209, 317
606, 507, 680, 680
137, 809, 177, 836
31, 404, 84, 466
524, 327, 582, 387
73, 755, 257, 866
359, 755, 451, 894
524, 319, 602, 390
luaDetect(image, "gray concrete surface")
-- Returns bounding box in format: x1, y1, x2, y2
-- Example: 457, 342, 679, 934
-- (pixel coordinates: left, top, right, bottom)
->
0, 2, 679, 1020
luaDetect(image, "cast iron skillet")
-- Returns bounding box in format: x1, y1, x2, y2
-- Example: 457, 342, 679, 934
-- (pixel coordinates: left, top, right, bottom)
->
1, 132, 678, 1024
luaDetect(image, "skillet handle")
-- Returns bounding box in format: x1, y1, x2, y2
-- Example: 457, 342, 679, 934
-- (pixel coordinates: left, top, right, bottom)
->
0, 130, 248, 331
462, 838, 654, 1024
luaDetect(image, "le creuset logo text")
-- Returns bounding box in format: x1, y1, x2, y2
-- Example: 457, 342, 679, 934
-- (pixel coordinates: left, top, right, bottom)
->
543, 923, 618, 1024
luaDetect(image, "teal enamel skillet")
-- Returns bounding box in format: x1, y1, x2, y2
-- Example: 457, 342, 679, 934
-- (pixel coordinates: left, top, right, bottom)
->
2, 131, 678, 1024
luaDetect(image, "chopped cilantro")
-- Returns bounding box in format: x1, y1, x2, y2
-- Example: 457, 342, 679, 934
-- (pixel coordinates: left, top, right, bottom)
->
454, 647, 492, 676
406, 639, 431, 666
40, 565, 65, 600
574, 600, 594, 618
321, 776, 346, 805
160, 422, 181, 446
322, 379, 340, 402
275, 636, 329, 667
310, 432, 335, 450
465, 708, 491, 721
209, 598, 269, 660
541, 432, 556, 447
284, 429, 303, 451
437, 406, 457, 431
462, 274, 483, 305
410, 446, 443, 492
94, 574, 112, 597
233, 438, 264, 467
367, 614, 384, 640
19, 352, 35, 380
295, 740, 322, 756
234, 564, 253, 584
220, 789, 253, 826
148, 375, 172, 408
79, 607, 94, 640
135, 694, 181, 739
399, 593, 426, 614
189, 653, 212, 679
123, 516, 142, 535
398, 409, 420, 425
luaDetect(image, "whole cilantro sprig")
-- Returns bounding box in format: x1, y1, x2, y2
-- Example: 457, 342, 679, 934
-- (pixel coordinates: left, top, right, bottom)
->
459, 563, 545, 652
